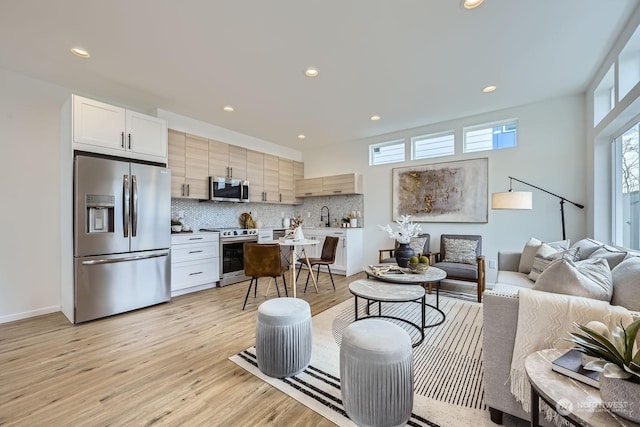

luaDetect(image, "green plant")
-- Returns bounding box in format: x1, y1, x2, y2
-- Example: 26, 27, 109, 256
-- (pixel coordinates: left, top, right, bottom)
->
171, 219, 182, 226
568, 319, 640, 382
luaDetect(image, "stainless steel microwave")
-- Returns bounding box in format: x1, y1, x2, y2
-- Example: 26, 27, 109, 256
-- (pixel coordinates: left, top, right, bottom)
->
209, 177, 249, 202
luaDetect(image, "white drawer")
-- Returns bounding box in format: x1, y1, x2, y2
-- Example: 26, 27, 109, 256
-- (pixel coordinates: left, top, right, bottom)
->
171, 242, 218, 263
171, 233, 218, 245
171, 258, 219, 291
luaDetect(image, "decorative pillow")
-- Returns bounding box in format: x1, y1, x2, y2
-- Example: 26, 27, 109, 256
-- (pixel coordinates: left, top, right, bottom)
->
409, 236, 428, 256
533, 257, 613, 302
570, 238, 604, 260
443, 238, 478, 265
518, 237, 542, 273
528, 243, 579, 281
518, 238, 569, 274
611, 256, 640, 310
588, 246, 627, 270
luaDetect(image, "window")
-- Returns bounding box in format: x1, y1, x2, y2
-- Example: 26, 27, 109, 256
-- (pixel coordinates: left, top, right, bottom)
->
594, 64, 616, 126
411, 132, 454, 160
370, 139, 405, 165
613, 121, 640, 249
463, 119, 518, 153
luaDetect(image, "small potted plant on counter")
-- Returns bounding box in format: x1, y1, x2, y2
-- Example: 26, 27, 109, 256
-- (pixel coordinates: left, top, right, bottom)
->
171, 219, 183, 233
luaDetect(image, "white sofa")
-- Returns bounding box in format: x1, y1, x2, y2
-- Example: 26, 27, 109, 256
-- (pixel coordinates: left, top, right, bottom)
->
483, 238, 640, 424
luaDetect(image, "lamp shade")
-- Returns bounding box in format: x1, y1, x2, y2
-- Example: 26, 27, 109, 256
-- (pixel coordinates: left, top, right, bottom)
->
491, 191, 532, 209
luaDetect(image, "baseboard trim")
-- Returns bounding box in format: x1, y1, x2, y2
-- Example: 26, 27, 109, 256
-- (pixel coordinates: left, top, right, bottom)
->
0, 305, 61, 324
171, 282, 217, 297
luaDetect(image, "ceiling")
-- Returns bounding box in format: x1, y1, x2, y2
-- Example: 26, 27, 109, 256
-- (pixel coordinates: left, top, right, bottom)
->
0, 1, 637, 149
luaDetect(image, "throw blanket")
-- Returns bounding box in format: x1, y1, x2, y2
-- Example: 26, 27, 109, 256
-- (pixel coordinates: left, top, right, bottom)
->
510, 288, 633, 417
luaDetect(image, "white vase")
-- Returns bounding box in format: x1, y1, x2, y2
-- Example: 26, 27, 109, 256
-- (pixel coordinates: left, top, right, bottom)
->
599, 375, 640, 423
294, 227, 304, 240
350, 218, 357, 228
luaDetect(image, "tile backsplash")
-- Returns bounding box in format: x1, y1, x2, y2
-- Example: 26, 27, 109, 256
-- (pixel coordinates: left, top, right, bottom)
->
171, 194, 364, 230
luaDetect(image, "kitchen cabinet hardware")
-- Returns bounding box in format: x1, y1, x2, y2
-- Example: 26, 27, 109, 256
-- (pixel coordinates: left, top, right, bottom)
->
128, 133, 131, 149
189, 250, 203, 254
189, 271, 203, 276
121, 132, 125, 148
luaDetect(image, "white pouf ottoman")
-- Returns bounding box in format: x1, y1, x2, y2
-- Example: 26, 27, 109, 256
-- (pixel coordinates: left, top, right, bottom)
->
256, 297, 312, 378
340, 319, 414, 427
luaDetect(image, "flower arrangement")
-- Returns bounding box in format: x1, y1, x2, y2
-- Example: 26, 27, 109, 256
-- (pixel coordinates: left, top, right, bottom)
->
289, 215, 304, 230
567, 319, 640, 382
378, 215, 421, 244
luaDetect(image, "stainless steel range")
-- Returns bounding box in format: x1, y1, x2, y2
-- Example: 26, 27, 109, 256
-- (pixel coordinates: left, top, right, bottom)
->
200, 228, 258, 286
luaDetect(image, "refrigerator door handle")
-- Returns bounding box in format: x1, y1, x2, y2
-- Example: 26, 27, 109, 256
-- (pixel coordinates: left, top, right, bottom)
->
81, 252, 169, 265
132, 175, 138, 237
123, 174, 130, 238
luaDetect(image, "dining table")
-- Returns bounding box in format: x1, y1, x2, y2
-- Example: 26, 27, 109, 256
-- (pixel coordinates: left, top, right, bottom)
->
269, 238, 320, 298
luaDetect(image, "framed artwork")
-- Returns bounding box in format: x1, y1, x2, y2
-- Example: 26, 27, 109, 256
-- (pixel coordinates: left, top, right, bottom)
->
392, 158, 488, 223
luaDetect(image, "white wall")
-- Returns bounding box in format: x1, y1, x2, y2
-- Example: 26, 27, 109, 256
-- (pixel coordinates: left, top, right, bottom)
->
0, 69, 69, 322
301, 95, 587, 283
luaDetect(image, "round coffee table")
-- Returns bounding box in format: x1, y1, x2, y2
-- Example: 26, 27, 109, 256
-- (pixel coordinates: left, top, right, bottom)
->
348, 279, 426, 347
365, 264, 447, 328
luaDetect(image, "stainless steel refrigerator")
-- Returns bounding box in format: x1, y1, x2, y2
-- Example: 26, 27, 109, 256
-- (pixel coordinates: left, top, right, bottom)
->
73, 154, 171, 323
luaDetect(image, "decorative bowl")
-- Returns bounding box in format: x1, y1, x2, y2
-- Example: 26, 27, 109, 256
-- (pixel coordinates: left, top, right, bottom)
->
171, 225, 182, 232
407, 262, 429, 273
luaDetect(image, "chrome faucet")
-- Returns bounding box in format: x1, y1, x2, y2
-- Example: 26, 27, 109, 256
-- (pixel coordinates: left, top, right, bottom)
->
320, 206, 330, 227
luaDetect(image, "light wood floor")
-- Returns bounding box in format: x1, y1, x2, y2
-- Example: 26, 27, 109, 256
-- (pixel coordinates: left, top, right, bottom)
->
0, 271, 363, 426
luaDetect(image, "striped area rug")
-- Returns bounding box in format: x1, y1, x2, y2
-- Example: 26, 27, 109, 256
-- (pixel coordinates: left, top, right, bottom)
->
230, 293, 492, 427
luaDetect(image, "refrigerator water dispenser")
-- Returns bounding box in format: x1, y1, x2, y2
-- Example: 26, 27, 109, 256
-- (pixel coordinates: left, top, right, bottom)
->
86, 194, 114, 233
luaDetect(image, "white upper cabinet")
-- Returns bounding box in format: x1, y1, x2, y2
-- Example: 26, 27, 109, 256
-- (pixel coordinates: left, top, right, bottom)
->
125, 110, 168, 158
72, 95, 167, 162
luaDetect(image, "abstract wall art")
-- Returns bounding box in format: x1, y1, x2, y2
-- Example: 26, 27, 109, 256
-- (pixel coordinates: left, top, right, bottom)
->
392, 158, 488, 223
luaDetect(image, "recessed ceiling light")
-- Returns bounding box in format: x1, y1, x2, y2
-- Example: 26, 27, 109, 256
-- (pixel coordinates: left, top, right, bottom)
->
297, 134, 306, 140
370, 115, 381, 121
223, 105, 234, 112
304, 67, 319, 78
462, 0, 485, 9
70, 47, 91, 58
482, 85, 497, 93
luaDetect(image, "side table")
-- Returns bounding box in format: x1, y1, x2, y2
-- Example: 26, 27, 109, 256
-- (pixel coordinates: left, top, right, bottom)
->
525, 348, 639, 426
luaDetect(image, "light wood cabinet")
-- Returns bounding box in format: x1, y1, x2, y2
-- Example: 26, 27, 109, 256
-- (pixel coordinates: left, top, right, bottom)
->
208, 139, 247, 180
169, 130, 209, 199
295, 177, 323, 197
263, 154, 280, 202
322, 173, 363, 195
294, 173, 363, 197
72, 95, 167, 162
208, 139, 229, 178
278, 158, 294, 204
167, 128, 302, 204
293, 161, 304, 204
229, 145, 247, 180
246, 150, 265, 202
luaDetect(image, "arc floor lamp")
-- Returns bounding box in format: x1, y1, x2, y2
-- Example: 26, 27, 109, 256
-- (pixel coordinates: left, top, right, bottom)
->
491, 176, 584, 240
